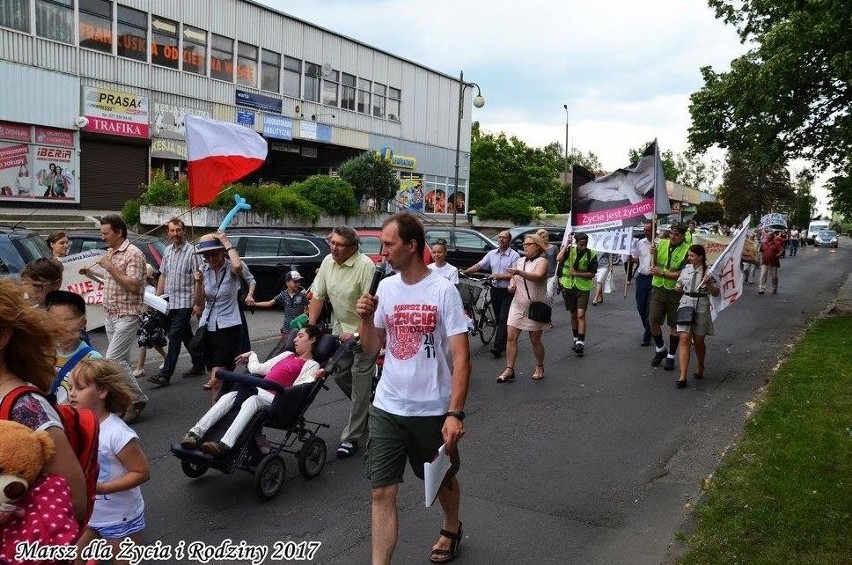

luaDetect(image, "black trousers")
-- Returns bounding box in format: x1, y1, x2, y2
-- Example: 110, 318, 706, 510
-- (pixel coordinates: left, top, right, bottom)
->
489, 286, 512, 352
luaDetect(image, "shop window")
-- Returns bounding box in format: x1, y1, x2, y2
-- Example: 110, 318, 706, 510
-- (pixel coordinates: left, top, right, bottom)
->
322, 68, 338, 107
388, 87, 401, 121
236, 41, 257, 87
341, 73, 356, 111
117, 5, 147, 62
282, 56, 301, 98
357, 78, 371, 114
372, 83, 386, 118
182, 25, 206, 75
261, 49, 280, 92
1, 0, 30, 32
303, 62, 321, 103
36, 0, 74, 44
150, 15, 179, 69
210, 34, 234, 81
78, 0, 112, 53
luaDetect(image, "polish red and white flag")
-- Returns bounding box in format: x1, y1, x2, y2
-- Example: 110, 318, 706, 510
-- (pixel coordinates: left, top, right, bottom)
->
186, 115, 268, 206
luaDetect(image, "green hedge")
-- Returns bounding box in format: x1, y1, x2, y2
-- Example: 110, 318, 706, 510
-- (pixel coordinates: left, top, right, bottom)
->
126, 171, 358, 224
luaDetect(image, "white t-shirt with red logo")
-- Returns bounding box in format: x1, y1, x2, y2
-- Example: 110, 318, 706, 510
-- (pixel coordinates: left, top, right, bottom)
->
373, 271, 468, 417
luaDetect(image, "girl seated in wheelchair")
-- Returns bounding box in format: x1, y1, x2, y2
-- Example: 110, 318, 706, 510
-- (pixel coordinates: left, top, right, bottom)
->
179, 325, 324, 456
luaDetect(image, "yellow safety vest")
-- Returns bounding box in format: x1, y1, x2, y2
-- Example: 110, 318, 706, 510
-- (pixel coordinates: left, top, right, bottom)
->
560, 247, 596, 291
652, 239, 688, 290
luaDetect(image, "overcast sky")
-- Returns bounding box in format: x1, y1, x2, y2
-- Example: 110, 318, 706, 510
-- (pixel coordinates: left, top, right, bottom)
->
256, 0, 830, 212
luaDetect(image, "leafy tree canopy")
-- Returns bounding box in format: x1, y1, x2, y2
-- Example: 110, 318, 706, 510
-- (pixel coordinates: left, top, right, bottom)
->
694, 201, 725, 224
338, 152, 399, 207
469, 122, 602, 218
688, 0, 852, 208
717, 149, 793, 225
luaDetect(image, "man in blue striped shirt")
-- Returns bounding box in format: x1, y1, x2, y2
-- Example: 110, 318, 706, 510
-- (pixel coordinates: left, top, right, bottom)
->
150, 218, 204, 386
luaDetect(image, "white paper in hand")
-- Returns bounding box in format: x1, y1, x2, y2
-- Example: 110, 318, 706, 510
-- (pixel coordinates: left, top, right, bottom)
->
424, 443, 452, 507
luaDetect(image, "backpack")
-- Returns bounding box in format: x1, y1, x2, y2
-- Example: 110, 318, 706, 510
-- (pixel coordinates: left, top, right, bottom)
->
0, 385, 100, 528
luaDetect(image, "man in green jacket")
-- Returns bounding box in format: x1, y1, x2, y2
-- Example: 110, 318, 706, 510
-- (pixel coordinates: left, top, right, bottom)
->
556, 233, 598, 357
648, 223, 689, 370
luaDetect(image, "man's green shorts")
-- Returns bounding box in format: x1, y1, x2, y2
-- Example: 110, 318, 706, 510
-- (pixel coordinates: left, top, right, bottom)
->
364, 405, 460, 489
562, 287, 590, 311
649, 286, 680, 328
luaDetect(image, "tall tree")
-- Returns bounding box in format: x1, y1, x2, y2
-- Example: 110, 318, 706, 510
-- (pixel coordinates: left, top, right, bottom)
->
789, 169, 817, 229
688, 0, 852, 205
469, 126, 562, 213
717, 150, 793, 224
338, 152, 399, 208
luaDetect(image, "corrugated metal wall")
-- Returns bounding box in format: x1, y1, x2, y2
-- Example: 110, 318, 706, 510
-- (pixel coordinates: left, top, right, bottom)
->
0, 60, 79, 128
1, 0, 469, 173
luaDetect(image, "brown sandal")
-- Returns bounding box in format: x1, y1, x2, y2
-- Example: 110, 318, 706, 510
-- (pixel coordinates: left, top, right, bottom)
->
429, 522, 462, 563
496, 368, 515, 383
532, 365, 545, 380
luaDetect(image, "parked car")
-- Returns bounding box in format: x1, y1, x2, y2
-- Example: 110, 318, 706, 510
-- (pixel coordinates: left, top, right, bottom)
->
423, 227, 497, 269
813, 229, 839, 248
355, 228, 433, 265
226, 229, 330, 300
64, 230, 167, 274
498, 226, 568, 252
0, 226, 53, 277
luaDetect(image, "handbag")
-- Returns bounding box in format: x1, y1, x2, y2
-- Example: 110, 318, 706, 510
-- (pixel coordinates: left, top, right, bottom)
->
188, 324, 208, 358
189, 268, 227, 358
522, 257, 551, 323
676, 306, 696, 325
676, 269, 701, 325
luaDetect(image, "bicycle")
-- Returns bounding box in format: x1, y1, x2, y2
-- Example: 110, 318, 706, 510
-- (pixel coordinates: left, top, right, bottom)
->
458, 272, 497, 345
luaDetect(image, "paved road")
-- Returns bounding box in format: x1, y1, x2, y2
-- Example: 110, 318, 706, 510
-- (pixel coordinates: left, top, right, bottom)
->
93, 242, 851, 564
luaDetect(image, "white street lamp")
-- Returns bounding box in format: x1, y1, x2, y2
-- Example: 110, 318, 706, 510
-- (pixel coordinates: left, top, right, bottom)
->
453, 71, 485, 227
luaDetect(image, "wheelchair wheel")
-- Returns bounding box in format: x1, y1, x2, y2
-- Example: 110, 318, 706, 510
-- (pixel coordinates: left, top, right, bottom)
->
298, 437, 327, 479
181, 459, 209, 478
255, 454, 286, 500
479, 303, 497, 345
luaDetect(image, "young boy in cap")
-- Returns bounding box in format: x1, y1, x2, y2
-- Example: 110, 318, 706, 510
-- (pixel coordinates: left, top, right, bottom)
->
253, 270, 308, 334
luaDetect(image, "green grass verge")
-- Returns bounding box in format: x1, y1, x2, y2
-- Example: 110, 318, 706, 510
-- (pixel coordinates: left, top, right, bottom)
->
679, 315, 852, 565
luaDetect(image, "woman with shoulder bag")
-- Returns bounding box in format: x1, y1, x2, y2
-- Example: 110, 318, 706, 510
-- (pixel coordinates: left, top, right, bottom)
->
493, 234, 550, 382
673, 244, 720, 388
193, 232, 244, 395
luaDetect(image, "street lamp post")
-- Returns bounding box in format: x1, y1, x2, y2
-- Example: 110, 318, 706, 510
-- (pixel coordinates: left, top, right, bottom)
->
452, 70, 485, 227
563, 104, 569, 186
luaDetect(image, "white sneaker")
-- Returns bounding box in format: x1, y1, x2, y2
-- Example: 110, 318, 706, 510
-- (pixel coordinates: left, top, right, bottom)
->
158, 362, 164, 370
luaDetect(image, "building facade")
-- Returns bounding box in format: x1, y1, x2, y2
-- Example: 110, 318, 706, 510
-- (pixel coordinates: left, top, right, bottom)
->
0, 0, 475, 213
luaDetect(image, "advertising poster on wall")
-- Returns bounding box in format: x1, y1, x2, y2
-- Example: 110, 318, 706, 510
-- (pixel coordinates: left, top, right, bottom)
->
82, 86, 149, 138
447, 189, 467, 215
0, 142, 30, 199
32, 145, 76, 201
424, 188, 447, 213
393, 177, 424, 212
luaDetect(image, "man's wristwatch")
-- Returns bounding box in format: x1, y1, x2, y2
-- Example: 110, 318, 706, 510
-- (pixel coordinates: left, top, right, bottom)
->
445, 410, 465, 421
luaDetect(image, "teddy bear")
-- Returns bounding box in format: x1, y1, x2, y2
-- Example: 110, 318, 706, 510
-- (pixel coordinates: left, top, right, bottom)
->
0, 419, 79, 565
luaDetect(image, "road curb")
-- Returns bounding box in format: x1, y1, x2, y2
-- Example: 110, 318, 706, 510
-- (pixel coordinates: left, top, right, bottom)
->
826, 272, 852, 315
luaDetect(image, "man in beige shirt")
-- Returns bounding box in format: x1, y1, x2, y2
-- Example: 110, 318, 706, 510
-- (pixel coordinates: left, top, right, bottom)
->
308, 226, 377, 458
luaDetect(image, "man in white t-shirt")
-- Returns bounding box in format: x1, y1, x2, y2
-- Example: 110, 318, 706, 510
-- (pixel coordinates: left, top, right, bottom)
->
357, 213, 471, 565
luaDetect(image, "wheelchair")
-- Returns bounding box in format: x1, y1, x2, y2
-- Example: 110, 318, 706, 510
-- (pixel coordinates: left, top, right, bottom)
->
170, 330, 357, 500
